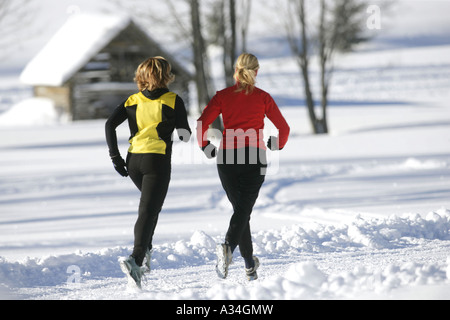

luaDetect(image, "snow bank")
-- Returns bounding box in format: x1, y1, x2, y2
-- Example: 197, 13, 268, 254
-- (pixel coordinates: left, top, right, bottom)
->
208, 258, 449, 300
253, 208, 450, 254
0, 97, 64, 126
2, 210, 449, 299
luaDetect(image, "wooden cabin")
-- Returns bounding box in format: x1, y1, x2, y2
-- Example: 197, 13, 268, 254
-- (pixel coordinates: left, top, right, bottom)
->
20, 14, 192, 120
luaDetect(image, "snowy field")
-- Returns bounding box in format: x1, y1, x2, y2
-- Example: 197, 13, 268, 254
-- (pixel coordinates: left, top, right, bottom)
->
1, 43, 449, 300
1, 1, 450, 301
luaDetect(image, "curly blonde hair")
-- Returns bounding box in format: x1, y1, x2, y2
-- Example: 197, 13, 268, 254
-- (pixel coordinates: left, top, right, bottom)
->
234, 53, 260, 94
134, 56, 175, 92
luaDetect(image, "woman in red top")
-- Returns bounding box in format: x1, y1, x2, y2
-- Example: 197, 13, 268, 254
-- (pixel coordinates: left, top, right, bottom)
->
197, 53, 290, 280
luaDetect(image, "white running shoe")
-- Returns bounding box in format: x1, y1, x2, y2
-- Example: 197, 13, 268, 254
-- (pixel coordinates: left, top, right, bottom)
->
215, 243, 233, 279
119, 256, 144, 289
143, 248, 153, 273
245, 256, 260, 281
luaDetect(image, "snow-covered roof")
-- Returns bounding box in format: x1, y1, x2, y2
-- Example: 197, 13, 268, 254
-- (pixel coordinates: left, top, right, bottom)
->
20, 13, 132, 87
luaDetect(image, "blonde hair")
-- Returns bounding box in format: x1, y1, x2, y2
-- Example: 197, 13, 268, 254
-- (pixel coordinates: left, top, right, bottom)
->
134, 56, 175, 92
234, 53, 260, 94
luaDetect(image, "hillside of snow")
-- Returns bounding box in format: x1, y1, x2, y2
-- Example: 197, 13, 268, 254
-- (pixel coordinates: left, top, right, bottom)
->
0, 0, 450, 300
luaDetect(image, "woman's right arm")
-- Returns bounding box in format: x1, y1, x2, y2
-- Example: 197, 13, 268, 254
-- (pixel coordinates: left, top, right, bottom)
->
105, 102, 128, 158
196, 94, 222, 149
105, 102, 129, 177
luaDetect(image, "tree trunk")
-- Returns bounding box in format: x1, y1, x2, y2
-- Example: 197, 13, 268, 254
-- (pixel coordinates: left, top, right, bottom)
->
318, 0, 329, 134
221, 0, 237, 88
240, 0, 252, 52
191, 0, 212, 112
191, 0, 223, 130
297, 0, 321, 134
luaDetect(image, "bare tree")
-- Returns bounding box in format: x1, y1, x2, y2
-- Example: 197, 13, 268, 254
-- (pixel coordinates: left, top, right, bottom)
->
223, 0, 237, 87
208, 0, 253, 87
191, 0, 215, 108
239, 0, 252, 53
286, 0, 316, 132
190, 0, 225, 131
112, 0, 254, 133
111, 0, 214, 115
285, 0, 368, 134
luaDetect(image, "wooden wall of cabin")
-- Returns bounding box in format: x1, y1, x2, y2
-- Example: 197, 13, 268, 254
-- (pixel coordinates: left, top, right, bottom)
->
69, 47, 191, 120
34, 86, 72, 115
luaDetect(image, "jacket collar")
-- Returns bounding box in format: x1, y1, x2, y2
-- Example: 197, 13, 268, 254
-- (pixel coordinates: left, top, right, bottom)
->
142, 88, 169, 100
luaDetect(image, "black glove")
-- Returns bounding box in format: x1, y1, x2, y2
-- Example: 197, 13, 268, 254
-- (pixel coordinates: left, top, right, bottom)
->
202, 141, 217, 159
267, 136, 281, 151
111, 155, 128, 177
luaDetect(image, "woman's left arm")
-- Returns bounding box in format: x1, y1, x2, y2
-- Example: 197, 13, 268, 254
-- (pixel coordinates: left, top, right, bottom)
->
105, 103, 128, 157
265, 95, 290, 150
175, 95, 192, 142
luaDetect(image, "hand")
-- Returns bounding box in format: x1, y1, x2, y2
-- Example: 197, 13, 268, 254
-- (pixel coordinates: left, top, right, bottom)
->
177, 128, 192, 143
267, 136, 281, 151
111, 155, 128, 177
202, 141, 217, 159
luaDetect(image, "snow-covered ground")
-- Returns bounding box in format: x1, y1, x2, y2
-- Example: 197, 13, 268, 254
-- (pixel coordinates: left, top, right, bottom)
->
0, 1, 450, 301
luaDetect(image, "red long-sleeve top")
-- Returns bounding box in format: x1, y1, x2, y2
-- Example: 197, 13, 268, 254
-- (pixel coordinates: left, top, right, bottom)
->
197, 84, 290, 150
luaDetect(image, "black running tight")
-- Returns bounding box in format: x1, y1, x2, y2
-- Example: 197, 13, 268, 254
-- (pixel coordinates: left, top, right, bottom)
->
126, 153, 171, 266
217, 148, 266, 264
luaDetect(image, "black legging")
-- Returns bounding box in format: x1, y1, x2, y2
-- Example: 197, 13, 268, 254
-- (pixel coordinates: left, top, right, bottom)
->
217, 148, 266, 264
127, 153, 171, 266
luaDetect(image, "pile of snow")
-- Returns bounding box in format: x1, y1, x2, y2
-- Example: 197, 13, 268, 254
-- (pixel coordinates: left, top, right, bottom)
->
1, 210, 449, 299
253, 209, 450, 254
210, 258, 450, 300
0, 97, 64, 126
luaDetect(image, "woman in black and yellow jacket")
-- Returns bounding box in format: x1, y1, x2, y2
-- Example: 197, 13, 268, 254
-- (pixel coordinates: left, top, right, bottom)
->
105, 57, 191, 288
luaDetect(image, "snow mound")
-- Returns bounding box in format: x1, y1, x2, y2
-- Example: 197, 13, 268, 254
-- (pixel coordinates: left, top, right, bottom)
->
254, 208, 450, 254
0, 97, 64, 126
1, 209, 449, 299
208, 258, 450, 300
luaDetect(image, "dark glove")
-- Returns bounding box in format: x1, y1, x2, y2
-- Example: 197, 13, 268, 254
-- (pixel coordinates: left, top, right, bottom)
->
267, 136, 281, 151
111, 155, 128, 177
202, 141, 217, 159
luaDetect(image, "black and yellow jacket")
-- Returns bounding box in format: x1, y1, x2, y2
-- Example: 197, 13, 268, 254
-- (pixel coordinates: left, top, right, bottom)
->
106, 88, 191, 157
